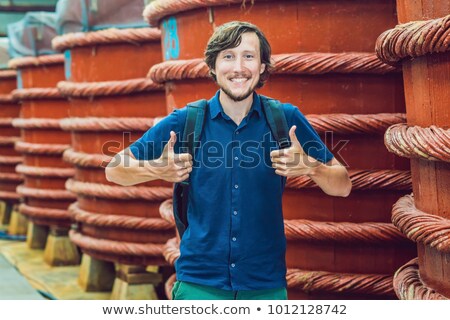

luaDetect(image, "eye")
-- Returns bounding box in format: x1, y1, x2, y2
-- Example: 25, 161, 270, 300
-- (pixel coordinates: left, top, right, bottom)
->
223, 54, 233, 60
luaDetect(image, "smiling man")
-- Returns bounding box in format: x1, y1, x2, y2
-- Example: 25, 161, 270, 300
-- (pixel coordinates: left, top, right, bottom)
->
106, 21, 352, 300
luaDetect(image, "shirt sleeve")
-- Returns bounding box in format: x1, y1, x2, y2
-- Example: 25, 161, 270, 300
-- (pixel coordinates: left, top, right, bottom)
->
285, 105, 334, 164
128, 109, 185, 160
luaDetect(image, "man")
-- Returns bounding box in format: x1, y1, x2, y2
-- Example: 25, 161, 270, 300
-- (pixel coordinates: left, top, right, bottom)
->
106, 21, 352, 300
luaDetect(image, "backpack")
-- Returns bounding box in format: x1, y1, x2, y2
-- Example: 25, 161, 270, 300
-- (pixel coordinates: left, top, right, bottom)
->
172, 95, 290, 238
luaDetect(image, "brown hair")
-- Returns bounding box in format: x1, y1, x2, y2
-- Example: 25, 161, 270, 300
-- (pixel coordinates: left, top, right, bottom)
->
204, 21, 272, 88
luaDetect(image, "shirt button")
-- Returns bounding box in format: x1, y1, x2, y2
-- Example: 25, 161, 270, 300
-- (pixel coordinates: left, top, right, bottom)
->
232, 237, 237, 242
231, 263, 235, 268
234, 156, 238, 161
234, 184, 239, 189
233, 210, 238, 215
236, 131, 240, 135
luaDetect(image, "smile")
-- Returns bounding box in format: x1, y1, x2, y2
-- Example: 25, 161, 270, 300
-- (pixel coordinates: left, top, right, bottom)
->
230, 77, 249, 83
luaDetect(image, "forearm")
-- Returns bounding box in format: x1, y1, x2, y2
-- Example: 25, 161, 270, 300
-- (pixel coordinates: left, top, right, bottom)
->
105, 153, 160, 186
308, 162, 352, 197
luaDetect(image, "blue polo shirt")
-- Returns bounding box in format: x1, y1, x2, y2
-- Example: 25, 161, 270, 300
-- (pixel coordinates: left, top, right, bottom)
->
129, 90, 333, 291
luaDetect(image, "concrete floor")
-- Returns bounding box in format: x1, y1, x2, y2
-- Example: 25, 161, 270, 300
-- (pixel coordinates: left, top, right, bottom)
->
0, 252, 44, 300
0, 240, 110, 300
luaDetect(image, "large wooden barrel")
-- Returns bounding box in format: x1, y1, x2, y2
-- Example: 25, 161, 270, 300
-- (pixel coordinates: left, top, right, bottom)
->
145, 0, 417, 299
53, 27, 175, 297
0, 69, 22, 228
376, 2, 450, 299
8, 55, 78, 265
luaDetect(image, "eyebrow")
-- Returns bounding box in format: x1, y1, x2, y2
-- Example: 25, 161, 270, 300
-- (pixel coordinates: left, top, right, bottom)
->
220, 49, 257, 55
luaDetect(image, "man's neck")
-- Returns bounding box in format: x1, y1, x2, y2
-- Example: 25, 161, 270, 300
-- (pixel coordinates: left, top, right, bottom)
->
219, 90, 254, 126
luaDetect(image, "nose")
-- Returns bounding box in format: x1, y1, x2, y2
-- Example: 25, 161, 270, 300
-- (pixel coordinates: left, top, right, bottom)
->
232, 56, 245, 73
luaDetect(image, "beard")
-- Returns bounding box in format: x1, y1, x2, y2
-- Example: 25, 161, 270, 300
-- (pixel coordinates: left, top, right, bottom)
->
218, 74, 259, 102
220, 85, 255, 102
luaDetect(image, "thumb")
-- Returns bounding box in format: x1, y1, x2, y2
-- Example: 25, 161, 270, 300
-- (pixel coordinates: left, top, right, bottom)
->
289, 125, 300, 146
163, 131, 177, 154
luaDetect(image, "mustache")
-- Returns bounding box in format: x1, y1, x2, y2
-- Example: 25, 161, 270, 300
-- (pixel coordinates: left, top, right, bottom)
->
228, 73, 251, 79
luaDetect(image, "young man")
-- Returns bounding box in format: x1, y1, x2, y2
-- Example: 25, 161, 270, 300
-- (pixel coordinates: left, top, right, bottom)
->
106, 21, 352, 300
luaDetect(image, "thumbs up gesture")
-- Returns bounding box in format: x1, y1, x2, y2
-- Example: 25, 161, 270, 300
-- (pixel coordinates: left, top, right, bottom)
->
270, 126, 321, 177
151, 131, 193, 182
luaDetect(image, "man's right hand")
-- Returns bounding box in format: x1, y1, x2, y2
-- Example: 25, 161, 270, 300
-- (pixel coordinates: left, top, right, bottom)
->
149, 131, 193, 183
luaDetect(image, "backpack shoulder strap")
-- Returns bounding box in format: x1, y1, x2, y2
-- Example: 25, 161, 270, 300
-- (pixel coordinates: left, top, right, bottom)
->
179, 99, 207, 186
260, 95, 291, 149
173, 99, 208, 237
182, 99, 208, 157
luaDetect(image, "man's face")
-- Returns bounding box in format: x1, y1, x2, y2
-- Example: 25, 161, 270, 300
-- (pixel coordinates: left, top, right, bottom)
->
213, 32, 266, 102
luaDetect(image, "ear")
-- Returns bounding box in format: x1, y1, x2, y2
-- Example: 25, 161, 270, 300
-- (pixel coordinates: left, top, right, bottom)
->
260, 63, 266, 74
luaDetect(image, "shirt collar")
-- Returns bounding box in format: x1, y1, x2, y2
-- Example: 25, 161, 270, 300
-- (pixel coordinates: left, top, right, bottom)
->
209, 90, 262, 120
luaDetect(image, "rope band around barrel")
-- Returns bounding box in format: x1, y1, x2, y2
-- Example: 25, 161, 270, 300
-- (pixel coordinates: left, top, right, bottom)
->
163, 237, 180, 265
144, 0, 255, 26
0, 190, 21, 200
286, 169, 411, 191
8, 54, 65, 69
15, 164, 75, 178
18, 203, 71, 221
57, 78, 164, 98
12, 118, 62, 129
16, 185, 76, 200
0, 118, 14, 126
393, 258, 448, 300
15, 141, 70, 155
148, 53, 396, 83
0, 136, 20, 146
63, 149, 111, 168
376, 14, 450, 65
159, 199, 175, 224
385, 124, 450, 162
284, 219, 408, 244
0, 155, 23, 164
65, 179, 172, 201
0, 94, 16, 103
59, 117, 154, 132
69, 202, 174, 231
306, 113, 405, 135
286, 268, 395, 297
392, 194, 450, 253
69, 229, 165, 257
12, 88, 64, 100
0, 172, 23, 182
0, 69, 16, 79
52, 27, 161, 51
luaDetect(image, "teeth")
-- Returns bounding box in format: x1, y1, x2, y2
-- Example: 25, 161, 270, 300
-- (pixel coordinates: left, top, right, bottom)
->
231, 78, 247, 83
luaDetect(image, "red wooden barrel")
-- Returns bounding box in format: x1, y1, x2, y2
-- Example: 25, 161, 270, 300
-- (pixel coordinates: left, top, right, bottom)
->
376, 2, 450, 299
0, 70, 22, 209
145, 0, 417, 299
53, 28, 175, 267
8, 55, 77, 265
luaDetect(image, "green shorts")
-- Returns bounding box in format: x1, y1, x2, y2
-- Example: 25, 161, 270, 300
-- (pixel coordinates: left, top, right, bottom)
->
172, 280, 288, 300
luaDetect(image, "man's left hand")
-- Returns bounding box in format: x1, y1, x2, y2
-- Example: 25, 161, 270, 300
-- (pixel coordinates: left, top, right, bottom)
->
270, 125, 321, 177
